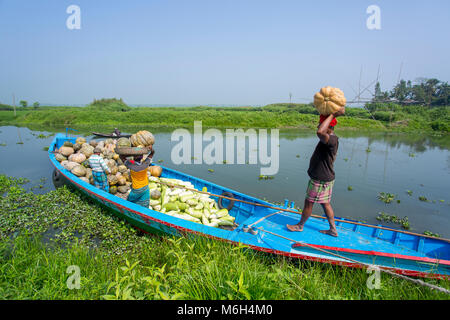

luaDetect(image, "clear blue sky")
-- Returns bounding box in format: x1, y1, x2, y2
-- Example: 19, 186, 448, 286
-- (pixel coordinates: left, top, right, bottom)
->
0, 0, 449, 106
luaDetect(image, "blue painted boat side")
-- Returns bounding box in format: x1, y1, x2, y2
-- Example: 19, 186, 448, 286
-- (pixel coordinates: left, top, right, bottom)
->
49, 134, 450, 278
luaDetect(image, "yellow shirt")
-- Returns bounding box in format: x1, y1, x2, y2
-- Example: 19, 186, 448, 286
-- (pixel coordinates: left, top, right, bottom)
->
130, 169, 148, 189
124, 158, 152, 189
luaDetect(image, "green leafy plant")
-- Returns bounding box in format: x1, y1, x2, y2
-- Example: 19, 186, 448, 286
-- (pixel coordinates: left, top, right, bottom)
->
377, 192, 396, 204
226, 272, 251, 300
376, 212, 410, 230
423, 231, 441, 238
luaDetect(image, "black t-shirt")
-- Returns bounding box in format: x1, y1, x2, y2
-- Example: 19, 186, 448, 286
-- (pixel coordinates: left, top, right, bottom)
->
307, 135, 339, 182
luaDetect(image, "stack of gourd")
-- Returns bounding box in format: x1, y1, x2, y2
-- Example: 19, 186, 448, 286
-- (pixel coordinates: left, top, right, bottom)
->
148, 176, 236, 228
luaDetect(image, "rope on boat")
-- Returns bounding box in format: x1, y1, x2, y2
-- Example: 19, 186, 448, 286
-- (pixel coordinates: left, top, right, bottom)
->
254, 227, 450, 295
247, 210, 285, 228
156, 180, 450, 243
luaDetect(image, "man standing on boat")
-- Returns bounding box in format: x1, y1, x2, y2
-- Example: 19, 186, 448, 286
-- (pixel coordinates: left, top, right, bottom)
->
287, 107, 345, 237
89, 147, 111, 192
120, 147, 155, 208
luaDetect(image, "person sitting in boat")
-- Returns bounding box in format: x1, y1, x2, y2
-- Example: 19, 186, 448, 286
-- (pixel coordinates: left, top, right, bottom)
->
286, 107, 345, 237
112, 128, 121, 137
120, 146, 155, 208
89, 147, 111, 192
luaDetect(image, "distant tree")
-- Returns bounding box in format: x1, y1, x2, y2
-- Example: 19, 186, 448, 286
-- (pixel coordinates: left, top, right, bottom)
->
390, 80, 412, 103
33, 102, 40, 109
434, 82, 450, 106
372, 82, 389, 102
410, 78, 441, 106
370, 77, 449, 108
19, 100, 27, 107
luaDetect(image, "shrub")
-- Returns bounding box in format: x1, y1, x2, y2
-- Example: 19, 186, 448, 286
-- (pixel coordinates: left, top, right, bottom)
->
373, 111, 396, 122
87, 98, 131, 112
431, 120, 449, 132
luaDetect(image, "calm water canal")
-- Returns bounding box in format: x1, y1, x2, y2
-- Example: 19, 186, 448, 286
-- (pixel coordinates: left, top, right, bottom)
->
1, 125, 449, 238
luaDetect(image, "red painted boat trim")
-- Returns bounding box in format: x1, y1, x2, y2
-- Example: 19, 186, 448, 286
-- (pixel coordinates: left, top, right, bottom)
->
53, 164, 449, 280
292, 243, 450, 266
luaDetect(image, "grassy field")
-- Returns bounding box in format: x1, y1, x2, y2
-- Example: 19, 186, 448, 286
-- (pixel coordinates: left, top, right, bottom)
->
1, 100, 449, 133
0, 175, 448, 300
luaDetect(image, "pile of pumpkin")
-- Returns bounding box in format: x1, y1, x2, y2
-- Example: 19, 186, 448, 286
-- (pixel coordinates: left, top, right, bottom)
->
147, 176, 236, 228
54, 130, 157, 196
54, 130, 236, 228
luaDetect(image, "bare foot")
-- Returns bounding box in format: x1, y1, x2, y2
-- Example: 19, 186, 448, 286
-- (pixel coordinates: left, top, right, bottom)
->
319, 229, 338, 237
287, 224, 304, 232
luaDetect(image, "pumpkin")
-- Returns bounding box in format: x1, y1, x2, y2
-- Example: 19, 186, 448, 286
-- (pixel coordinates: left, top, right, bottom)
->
73, 143, 82, 152
118, 165, 127, 173
130, 130, 155, 147
89, 140, 98, 147
59, 146, 74, 157
117, 176, 127, 186
117, 137, 131, 148
313, 86, 346, 115
105, 138, 114, 145
79, 177, 90, 184
68, 153, 86, 164
113, 153, 119, 160
149, 166, 162, 177
106, 151, 114, 159
111, 166, 118, 175
63, 141, 73, 147
76, 137, 87, 145
62, 161, 79, 171
109, 186, 118, 195
104, 144, 116, 154
85, 168, 92, 179
80, 144, 94, 158
117, 185, 130, 194
55, 153, 67, 162
71, 165, 87, 177
107, 175, 119, 186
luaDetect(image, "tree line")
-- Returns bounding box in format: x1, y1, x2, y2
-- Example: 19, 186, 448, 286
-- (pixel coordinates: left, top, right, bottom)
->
373, 78, 449, 106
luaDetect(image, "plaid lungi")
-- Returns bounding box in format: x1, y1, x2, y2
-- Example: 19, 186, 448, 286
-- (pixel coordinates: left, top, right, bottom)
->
92, 171, 109, 192
306, 179, 334, 204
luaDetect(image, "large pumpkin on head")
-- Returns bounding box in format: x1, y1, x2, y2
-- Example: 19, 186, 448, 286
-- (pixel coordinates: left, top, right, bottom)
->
313, 86, 346, 115
130, 130, 155, 147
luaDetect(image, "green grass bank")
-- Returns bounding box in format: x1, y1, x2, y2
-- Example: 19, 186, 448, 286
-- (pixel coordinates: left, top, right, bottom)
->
0, 175, 448, 300
1, 99, 449, 133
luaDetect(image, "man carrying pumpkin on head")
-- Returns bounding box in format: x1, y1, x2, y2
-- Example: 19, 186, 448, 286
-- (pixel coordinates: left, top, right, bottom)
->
120, 146, 155, 208
287, 86, 346, 237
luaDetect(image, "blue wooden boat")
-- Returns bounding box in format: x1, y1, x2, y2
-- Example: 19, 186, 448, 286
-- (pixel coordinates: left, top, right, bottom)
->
49, 134, 450, 279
